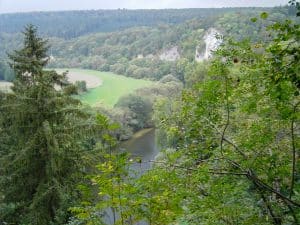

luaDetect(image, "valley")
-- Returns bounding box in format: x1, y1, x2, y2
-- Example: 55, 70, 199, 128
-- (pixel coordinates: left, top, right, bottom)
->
0, 3, 299, 225
56, 69, 153, 107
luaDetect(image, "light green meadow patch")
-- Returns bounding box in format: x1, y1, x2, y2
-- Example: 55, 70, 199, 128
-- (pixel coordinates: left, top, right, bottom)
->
56, 69, 154, 107
0, 81, 13, 93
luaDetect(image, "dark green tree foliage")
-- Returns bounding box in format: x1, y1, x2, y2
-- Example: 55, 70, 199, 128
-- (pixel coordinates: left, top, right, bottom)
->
152, 10, 300, 224
0, 25, 90, 224
8, 26, 49, 83
74, 80, 87, 93
115, 94, 152, 131
0, 8, 260, 39
0, 7, 294, 83
72, 3, 300, 224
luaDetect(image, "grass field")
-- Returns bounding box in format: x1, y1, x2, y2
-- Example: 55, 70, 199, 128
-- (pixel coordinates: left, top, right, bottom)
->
56, 69, 154, 107
0, 81, 12, 93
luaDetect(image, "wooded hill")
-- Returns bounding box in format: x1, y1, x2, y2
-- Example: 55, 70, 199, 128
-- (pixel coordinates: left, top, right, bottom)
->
0, 8, 271, 38
1, 2, 300, 224
0, 6, 296, 82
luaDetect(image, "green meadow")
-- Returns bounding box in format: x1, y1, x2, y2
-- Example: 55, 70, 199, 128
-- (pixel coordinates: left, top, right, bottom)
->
0, 82, 12, 93
56, 69, 154, 107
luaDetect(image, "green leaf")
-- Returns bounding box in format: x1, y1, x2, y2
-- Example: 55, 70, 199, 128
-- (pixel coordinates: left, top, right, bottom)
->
250, 17, 258, 23
260, 12, 269, 19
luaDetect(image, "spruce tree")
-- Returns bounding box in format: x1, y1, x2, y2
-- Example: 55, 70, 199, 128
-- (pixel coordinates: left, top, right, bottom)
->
0, 25, 90, 224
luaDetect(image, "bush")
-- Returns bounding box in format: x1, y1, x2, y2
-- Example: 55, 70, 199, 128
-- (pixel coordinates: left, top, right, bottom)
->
75, 80, 87, 92
115, 94, 152, 131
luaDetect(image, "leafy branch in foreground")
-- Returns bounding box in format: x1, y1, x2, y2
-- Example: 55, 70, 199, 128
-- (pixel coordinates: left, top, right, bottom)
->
71, 3, 300, 225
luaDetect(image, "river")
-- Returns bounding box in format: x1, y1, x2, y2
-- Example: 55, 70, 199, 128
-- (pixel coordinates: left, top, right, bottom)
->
104, 128, 158, 225
121, 128, 159, 173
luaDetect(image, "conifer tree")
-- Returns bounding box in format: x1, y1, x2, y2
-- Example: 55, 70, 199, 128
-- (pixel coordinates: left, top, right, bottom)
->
0, 25, 90, 224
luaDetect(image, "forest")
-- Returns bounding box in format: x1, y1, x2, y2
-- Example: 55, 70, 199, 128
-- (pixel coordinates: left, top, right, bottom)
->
0, 6, 296, 83
0, 7, 273, 38
0, 1, 300, 225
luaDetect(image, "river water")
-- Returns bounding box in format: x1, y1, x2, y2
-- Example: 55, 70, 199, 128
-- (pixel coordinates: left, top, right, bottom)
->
121, 128, 159, 173
104, 128, 158, 225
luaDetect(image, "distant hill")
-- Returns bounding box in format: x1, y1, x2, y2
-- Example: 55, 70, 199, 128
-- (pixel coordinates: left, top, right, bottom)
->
0, 6, 295, 83
0, 8, 272, 38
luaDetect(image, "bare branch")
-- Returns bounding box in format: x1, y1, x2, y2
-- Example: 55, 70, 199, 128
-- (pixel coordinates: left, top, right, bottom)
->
203, 117, 247, 158
220, 75, 230, 156
260, 191, 282, 225
246, 169, 300, 208
289, 101, 299, 198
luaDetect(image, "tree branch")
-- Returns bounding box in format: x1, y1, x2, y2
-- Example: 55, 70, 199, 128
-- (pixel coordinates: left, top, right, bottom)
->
289, 101, 299, 198
203, 117, 247, 158
138, 159, 300, 208
142, 160, 248, 176
221, 75, 230, 156
246, 169, 300, 208
260, 191, 282, 225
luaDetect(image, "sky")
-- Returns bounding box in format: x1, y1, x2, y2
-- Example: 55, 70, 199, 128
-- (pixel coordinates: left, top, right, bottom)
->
0, 0, 290, 14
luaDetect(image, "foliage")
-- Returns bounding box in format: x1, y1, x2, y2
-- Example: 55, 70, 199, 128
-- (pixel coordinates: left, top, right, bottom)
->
184, 61, 209, 87
152, 9, 300, 224
75, 81, 87, 93
70, 151, 185, 225
115, 94, 152, 132
72, 4, 300, 224
1, 7, 293, 82
0, 25, 95, 224
1, 3, 299, 225
96, 74, 183, 140
0, 8, 260, 39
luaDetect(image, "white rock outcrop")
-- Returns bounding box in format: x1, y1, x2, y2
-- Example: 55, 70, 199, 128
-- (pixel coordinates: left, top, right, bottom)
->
137, 54, 144, 59
196, 28, 222, 62
159, 46, 180, 61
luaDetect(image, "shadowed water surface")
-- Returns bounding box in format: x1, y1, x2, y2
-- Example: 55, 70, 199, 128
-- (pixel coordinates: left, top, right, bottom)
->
104, 128, 158, 225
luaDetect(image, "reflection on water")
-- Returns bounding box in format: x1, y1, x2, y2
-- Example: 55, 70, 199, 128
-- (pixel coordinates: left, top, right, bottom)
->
104, 128, 158, 225
121, 128, 159, 173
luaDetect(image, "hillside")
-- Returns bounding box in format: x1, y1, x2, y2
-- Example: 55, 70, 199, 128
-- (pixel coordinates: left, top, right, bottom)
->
0, 6, 295, 83
0, 8, 269, 38
1, 2, 300, 224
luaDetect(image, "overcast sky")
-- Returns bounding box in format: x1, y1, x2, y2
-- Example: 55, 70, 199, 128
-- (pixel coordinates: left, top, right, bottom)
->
0, 0, 290, 14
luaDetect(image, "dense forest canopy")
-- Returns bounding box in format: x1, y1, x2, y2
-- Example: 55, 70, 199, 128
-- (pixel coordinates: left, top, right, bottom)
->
0, 25, 97, 223
0, 6, 296, 83
0, 8, 271, 38
69, 3, 300, 223
1, 1, 300, 224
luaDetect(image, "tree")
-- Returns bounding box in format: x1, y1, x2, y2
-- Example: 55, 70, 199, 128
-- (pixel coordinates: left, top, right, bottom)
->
149, 8, 300, 224
115, 94, 152, 131
75, 80, 87, 93
72, 4, 300, 224
0, 25, 91, 224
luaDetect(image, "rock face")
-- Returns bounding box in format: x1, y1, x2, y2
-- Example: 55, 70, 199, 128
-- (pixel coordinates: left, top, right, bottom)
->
159, 46, 180, 61
137, 54, 144, 59
195, 28, 222, 62
145, 54, 155, 59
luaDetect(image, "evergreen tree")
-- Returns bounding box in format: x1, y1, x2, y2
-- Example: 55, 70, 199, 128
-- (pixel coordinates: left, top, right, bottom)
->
0, 25, 91, 224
